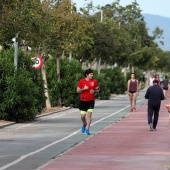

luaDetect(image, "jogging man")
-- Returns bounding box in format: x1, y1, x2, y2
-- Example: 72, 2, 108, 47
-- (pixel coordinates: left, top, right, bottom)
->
77, 69, 99, 135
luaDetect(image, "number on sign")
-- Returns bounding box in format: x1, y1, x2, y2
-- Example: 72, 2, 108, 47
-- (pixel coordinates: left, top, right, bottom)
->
32, 54, 43, 69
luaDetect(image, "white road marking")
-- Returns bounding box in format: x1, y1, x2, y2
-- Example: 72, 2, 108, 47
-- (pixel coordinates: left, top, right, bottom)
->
0, 98, 145, 170
1, 101, 108, 131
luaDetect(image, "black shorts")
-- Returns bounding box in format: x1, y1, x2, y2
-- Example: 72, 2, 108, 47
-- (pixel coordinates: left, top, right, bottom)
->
79, 100, 95, 112
129, 91, 136, 94
163, 87, 168, 90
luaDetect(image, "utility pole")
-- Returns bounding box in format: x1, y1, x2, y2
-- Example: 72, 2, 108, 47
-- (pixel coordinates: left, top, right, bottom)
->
98, 4, 111, 75
69, 0, 72, 62
98, 8, 103, 75
13, 33, 18, 69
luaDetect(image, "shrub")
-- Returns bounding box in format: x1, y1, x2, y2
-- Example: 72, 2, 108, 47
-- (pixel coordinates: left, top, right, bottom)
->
93, 70, 111, 100
46, 58, 82, 108
0, 48, 46, 122
101, 68, 126, 94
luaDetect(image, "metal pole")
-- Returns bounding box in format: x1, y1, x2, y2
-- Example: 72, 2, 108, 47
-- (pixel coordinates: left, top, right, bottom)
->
98, 8, 103, 75
70, 1, 72, 62
14, 33, 18, 69
101, 9, 103, 22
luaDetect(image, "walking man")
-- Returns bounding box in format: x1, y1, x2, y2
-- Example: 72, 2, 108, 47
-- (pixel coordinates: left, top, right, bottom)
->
145, 80, 165, 131
77, 69, 99, 135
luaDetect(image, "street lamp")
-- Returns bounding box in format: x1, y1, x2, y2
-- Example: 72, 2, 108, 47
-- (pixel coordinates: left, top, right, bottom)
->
98, 4, 112, 75
69, 0, 73, 62
12, 33, 18, 69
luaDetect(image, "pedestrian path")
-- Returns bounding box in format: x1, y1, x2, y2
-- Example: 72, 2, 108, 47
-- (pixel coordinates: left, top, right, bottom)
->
39, 94, 170, 170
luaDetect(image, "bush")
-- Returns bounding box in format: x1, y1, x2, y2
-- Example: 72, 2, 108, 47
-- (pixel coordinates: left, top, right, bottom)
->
1, 71, 39, 122
46, 59, 128, 106
46, 58, 82, 108
93, 68, 126, 100
0, 48, 46, 122
101, 68, 126, 94
93, 70, 111, 100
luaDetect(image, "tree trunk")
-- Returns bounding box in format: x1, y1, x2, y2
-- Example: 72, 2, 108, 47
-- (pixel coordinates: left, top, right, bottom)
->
61, 50, 65, 59
56, 54, 62, 106
41, 56, 51, 110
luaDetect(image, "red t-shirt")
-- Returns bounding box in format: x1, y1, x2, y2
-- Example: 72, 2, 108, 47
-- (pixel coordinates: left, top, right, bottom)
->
77, 78, 99, 101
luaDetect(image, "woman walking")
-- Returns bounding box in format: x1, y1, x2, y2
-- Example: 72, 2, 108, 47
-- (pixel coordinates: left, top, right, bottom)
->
127, 73, 139, 112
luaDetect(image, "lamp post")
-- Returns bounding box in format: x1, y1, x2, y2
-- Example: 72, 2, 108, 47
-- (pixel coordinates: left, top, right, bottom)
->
69, 0, 72, 62
98, 4, 112, 75
12, 33, 18, 69
97, 6, 103, 75
101, 7, 103, 22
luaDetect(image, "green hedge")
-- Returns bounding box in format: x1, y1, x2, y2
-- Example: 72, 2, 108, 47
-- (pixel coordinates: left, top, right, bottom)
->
0, 48, 144, 122
46, 58, 82, 108
0, 48, 46, 122
46, 58, 127, 106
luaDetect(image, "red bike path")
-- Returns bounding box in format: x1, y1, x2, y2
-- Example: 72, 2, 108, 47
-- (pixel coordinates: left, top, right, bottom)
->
39, 97, 170, 170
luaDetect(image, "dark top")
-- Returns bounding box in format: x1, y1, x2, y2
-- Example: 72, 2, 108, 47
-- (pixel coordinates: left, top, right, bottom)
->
129, 80, 137, 92
145, 85, 164, 106
161, 79, 169, 88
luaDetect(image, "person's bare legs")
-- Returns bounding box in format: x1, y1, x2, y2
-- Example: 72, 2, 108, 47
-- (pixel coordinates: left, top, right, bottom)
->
86, 111, 92, 130
165, 90, 168, 99
165, 103, 170, 127
163, 90, 167, 99
81, 114, 87, 125
129, 93, 133, 110
133, 92, 137, 109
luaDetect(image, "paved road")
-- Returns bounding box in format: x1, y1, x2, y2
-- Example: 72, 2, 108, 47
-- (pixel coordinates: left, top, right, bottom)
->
39, 89, 170, 170
0, 90, 146, 170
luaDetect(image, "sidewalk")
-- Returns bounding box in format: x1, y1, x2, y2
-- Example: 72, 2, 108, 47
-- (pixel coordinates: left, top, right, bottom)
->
39, 97, 170, 170
0, 120, 15, 128
0, 107, 69, 128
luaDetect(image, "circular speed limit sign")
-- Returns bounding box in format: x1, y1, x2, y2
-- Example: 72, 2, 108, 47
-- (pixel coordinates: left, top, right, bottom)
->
32, 54, 43, 69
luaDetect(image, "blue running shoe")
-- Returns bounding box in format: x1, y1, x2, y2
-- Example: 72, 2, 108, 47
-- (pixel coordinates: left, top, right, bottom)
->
81, 125, 86, 133
85, 129, 90, 135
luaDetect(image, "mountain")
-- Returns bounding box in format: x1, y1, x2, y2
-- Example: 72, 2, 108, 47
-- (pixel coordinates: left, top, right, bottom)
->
142, 14, 170, 51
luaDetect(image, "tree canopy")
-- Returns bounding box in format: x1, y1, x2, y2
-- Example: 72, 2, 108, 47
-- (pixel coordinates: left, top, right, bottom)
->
0, 0, 168, 72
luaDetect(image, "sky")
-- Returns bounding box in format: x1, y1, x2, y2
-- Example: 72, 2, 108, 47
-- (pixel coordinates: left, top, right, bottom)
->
73, 0, 170, 18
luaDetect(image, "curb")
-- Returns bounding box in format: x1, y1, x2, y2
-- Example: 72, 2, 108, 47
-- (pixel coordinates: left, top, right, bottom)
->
0, 122, 16, 128
0, 107, 71, 128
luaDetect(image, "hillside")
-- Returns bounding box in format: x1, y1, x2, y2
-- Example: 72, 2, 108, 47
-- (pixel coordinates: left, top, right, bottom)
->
143, 14, 170, 51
